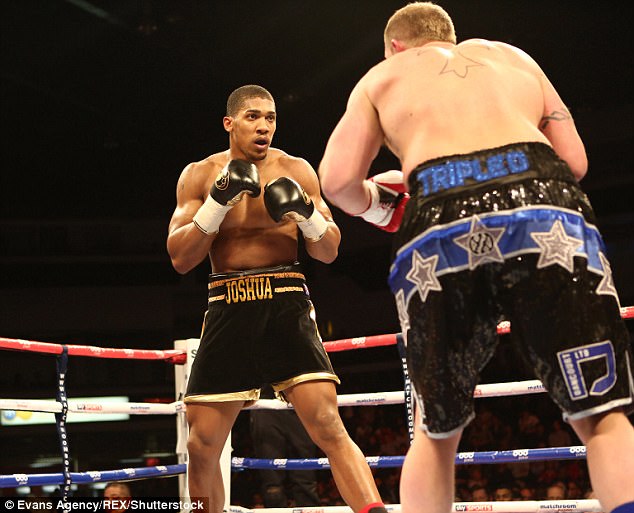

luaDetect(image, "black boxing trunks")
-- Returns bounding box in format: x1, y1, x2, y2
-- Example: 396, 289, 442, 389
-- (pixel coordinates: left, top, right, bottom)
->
185, 263, 339, 404
389, 142, 633, 438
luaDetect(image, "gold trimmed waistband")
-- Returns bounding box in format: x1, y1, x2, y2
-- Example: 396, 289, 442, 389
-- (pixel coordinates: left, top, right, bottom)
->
209, 271, 305, 289
208, 269, 307, 305
209, 285, 307, 303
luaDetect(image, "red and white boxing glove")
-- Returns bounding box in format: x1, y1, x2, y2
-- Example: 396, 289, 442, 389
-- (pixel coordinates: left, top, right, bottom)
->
355, 170, 409, 232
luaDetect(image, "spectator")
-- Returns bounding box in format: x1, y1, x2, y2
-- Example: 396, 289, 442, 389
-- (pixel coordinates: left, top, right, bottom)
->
519, 486, 536, 500
103, 482, 132, 513
493, 485, 515, 501
465, 466, 488, 489
470, 486, 490, 502
510, 461, 531, 485
546, 483, 566, 500
548, 420, 572, 448
518, 410, 544, 447
466, 408, 496, 450
250, 492, 264, 509
566, 480, 583, 499
537, 461, 560, 486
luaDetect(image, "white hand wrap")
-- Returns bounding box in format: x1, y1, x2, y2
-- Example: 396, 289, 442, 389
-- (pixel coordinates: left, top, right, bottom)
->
297, 209, 329, 242
192, 195, 232, 235
357, 181, 391, 226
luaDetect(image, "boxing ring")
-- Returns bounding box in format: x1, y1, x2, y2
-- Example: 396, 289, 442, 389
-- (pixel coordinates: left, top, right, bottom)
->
1, 305, 633, 512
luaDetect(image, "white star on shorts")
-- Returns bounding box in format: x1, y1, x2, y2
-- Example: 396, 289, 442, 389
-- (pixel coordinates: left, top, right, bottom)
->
596, 252, 621, 307
453, 216, 506, 270
406, 251, 442, 303
530, 219, 583, 273
395, 289, 410, 331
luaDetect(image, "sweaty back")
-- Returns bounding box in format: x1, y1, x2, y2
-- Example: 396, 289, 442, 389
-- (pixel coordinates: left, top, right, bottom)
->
369, 39, 550, 177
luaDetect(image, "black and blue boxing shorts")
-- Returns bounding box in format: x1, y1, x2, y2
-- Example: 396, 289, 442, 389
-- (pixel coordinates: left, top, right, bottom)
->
185, 263, 339, 405
389, 142, 633, 438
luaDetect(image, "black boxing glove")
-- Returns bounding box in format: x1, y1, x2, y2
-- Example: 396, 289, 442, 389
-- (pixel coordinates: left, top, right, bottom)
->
193, 159, 261, 234
264, 177, 329, 242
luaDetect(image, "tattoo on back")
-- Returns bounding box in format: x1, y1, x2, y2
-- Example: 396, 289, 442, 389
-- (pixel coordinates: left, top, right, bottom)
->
439, 51, 484, 78
415, 48, 485, 79
540, 107, 571, 129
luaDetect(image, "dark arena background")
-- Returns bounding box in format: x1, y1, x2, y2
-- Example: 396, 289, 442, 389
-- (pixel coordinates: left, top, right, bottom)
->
1, 0, 632, 507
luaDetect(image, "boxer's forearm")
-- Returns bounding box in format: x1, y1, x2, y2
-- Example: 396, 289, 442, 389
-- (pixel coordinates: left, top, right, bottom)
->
320, 178, 371, 216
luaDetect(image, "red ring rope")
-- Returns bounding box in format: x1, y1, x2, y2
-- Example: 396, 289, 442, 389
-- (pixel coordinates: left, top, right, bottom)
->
1, 305, 632, 358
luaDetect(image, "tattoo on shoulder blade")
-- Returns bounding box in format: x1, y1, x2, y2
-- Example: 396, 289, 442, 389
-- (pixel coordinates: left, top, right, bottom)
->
439, 51, 484, 78
540, 107, 571, 130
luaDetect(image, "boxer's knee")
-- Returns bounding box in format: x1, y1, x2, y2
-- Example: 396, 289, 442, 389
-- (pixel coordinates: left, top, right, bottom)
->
187, 427, 225, 463
304, 407, 349, 449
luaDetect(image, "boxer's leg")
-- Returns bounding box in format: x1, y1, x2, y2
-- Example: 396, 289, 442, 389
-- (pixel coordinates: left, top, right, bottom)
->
284, 380, 387, 513
570, 410, 634, 513
186, 401, 243, 513
400, 414, 462, 513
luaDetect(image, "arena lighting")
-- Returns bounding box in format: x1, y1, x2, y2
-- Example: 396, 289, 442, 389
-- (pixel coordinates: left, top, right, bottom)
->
29, 456, 62, 469
0, 396, 130, 426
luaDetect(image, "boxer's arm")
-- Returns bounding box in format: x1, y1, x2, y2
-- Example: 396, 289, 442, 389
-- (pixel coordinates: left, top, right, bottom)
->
168, 160, 261, 274
319, 77, 384, 213
538, 73, 587, 180
167, 164, 216, 274
299, 164, 341, 264
266, 159, 341, 264
506, 43, 587, 180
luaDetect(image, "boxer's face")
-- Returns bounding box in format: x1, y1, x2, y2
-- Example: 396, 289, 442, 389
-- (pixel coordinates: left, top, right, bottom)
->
225, 97, 276, 161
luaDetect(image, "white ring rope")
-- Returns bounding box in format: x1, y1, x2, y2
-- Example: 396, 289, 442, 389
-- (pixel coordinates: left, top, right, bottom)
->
224, 499, 604, 512
0, 380, 546, 415
3, 307, 630, 508
0, 398, 183, 415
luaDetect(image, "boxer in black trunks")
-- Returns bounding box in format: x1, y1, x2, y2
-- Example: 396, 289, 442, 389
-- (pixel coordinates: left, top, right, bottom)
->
318, 3, 634, 513
391, 142, 632, 434
186, 264, 339, 402
167, 85, 387, 513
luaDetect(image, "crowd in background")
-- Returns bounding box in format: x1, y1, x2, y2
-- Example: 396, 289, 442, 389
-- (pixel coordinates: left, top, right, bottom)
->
4, 338, 628, 508
230, 384, 609, 509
